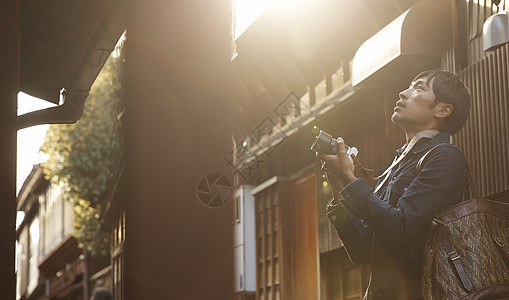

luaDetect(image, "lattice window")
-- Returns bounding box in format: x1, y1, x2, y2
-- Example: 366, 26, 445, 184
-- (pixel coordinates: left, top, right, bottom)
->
256, 187, 281, 300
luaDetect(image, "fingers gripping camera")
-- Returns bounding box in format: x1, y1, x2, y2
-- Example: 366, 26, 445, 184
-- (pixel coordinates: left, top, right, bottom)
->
310, 130, 358, 163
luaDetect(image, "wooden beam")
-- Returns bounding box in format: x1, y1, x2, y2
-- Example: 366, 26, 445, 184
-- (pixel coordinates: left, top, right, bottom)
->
0, 1, 20, 299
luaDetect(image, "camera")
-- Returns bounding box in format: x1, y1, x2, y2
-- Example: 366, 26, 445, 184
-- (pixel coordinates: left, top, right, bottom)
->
310, 130, 358, 159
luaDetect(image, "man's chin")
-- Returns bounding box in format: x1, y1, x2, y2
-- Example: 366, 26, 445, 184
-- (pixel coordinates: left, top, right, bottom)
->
391, 113, 398, 124
391, 114, 404, 128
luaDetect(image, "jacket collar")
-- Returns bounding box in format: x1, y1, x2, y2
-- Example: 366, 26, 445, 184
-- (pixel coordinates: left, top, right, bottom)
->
412, 131, 451, 153
395, 131, 451, 156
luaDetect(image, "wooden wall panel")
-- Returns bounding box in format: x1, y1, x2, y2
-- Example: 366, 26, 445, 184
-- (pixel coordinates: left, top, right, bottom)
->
287, 174, 319, 300
450, 44, 509, 198
254, 172, 320, 300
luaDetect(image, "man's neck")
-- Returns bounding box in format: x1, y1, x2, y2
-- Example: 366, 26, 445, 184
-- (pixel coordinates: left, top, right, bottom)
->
404, 128, 438, 143
404, 128, 440, 145
404, 131, 416, 143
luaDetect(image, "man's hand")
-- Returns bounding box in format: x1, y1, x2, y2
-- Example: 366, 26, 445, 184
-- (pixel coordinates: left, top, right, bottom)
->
316, 137, 356, 188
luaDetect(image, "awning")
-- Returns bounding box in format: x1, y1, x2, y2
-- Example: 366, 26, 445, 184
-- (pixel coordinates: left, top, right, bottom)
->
351, 0, 454, 87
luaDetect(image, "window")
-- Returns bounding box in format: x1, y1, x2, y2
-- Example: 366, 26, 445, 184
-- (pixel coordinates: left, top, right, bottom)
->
27, 218, 40, 294
232, 0, 270, 40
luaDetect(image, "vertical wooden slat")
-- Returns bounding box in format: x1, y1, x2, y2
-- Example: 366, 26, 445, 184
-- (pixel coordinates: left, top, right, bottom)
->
459, 69, 470, 198
469, 0, 476, 40
475, 60, 487, 195
488, 52, 497, 192
463, 68, 470, 198
466, 0, 472, 62
502, 44, 509, 191
467, 68, 474, 172
484, 56, 495, 194
455, 69, 464, 154
494, 47, 502, 193
489, 52, 502, 192
464, 68, 471, 198
484, 0, 490, 25
471, 65, 480, 197
490, 52, 504, 193
467, 64, 476, 197
473, 61, 482, 195
473, 60, 483, 195
473, 1, 479, 62
481, 57, 490, 196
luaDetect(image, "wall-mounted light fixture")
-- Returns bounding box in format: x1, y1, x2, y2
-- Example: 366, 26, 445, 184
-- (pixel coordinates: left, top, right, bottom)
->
483, 11, 509, 52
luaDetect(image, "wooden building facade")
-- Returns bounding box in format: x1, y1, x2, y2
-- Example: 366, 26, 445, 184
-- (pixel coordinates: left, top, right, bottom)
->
7, 0, 508, 299
231, 0, 509, 299
16, 166, 85, 300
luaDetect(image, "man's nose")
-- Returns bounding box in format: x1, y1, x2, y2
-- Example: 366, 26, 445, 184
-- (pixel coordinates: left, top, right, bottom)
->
399, 89, 409, 100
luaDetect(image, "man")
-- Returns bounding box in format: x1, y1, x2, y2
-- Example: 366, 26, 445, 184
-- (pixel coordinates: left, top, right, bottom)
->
90, 287, 112, 300
317, 70, 471, 299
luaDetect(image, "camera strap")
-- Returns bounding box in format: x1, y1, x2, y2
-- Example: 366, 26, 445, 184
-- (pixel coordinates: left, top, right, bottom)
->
373, 129, 439, 194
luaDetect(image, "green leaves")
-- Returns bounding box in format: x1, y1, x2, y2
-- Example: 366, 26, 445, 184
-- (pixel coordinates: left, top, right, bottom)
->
73, 199, 109, 256
41, 39, 125, 257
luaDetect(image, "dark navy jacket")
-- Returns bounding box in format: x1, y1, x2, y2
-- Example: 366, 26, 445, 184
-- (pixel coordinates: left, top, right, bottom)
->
327, 132, 465, 300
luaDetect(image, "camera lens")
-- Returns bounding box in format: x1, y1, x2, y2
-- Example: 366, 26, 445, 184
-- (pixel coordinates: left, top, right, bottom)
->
310, 130, 338, 155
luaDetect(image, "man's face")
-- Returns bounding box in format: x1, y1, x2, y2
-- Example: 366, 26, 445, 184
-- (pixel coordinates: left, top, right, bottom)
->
391, 77, 439, 132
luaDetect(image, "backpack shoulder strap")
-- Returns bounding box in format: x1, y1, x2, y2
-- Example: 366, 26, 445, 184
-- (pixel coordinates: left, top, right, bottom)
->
416, 143, 479, 199
416, 143, 455, 173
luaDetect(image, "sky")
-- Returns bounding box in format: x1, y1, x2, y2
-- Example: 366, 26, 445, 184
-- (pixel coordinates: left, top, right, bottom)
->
17, 92, 56, 195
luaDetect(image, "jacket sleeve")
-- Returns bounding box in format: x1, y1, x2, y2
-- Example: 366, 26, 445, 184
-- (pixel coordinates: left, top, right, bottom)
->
326, 200, 372, 264
339, 145, 465, 247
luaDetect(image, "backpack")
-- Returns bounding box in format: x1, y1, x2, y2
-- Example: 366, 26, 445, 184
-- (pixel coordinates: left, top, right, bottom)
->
418, 144, 509, 299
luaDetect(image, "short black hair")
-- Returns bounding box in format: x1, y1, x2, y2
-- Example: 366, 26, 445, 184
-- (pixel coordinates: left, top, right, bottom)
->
413, 70, 471, 134
91, 287, 112, 300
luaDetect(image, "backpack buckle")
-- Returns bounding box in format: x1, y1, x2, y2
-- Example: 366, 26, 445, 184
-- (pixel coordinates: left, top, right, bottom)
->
448, 251, 460, 261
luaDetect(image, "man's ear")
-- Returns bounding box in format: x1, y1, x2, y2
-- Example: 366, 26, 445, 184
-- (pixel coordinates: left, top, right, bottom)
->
435, 103, 453, 119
